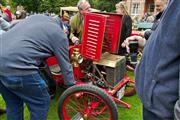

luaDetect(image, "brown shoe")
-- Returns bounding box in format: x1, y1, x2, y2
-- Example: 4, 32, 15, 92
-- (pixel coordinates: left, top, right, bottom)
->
0, 108, 6, 116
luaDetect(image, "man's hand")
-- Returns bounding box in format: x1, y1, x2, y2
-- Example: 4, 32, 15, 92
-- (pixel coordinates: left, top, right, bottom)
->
71, 36, 79, 44
122, 36, 146, 53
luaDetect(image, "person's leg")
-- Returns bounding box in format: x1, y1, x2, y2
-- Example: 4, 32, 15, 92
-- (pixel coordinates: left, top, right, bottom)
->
0, 73, 50, 120
19, 73, 50, 120
0, 77, 24, 120
143, 106, 161, 120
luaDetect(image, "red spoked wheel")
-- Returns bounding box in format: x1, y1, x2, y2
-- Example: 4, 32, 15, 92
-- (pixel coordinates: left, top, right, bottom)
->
58, 84, 118, 120
124, 81, 136, 96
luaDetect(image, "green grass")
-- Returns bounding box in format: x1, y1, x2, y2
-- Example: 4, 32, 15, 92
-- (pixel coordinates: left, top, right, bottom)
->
119, 94, 142, 120
0, 72, 142, 120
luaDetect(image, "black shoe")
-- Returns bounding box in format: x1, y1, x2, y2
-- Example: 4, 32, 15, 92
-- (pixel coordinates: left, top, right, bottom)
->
0, 108, 6, 116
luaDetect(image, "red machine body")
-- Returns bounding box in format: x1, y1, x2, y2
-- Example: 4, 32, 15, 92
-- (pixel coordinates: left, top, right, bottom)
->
81, 12, 122, 61
47, 12, 136, 117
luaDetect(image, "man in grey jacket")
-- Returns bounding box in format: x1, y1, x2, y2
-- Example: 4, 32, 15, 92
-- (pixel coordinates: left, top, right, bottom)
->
0, 17, 10, 116
0, 14, 75, 120
122, 0, 180, 119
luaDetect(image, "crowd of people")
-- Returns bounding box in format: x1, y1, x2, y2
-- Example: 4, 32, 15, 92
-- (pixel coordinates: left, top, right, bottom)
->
0, 0, 180, 120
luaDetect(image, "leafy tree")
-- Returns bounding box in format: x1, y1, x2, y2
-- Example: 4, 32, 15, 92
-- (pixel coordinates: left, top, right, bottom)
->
14, 0, 41, 12
96, 0, 121, 12
7, 0, 122, 14
0, 0, 6, 5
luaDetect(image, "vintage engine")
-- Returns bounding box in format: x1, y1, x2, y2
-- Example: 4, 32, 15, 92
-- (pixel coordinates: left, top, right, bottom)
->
93, 52, 126, 87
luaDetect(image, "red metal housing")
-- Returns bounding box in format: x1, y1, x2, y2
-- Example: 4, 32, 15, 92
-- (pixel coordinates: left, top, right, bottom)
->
81, 12, 122, 61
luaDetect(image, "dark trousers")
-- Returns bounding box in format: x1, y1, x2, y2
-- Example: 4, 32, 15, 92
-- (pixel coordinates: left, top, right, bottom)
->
0, 73, 50, 120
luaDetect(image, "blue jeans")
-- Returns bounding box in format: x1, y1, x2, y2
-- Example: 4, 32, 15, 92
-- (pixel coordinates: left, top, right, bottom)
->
0, 73, 50, 120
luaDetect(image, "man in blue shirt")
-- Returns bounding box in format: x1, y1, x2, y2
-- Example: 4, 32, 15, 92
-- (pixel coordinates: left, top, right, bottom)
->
0, 14, 75, 120
122, 0, 180, 119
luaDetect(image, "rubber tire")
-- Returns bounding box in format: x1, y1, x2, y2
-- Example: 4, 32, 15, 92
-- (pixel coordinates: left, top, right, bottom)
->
58, 84, 118, 120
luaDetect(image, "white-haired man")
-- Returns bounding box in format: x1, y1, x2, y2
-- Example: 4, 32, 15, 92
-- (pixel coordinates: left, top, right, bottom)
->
70, 0, 91, 44
143, 0, 167, 40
